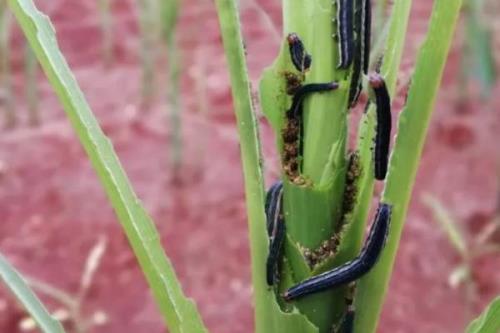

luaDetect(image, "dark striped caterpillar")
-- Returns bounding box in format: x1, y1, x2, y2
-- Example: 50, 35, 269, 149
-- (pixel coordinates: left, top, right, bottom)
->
283, 203, 392, 301
369, 73, 391, 181
287, 33, 312, 73
348, 0, 372, 107
264, 181, 285, 286
336, 0, 354, 69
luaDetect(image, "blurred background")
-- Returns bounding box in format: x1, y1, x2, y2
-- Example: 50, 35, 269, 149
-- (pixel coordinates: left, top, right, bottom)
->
0, 0, 499, 332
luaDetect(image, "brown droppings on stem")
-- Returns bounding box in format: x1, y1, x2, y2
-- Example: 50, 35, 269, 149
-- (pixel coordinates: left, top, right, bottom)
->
283, 71, 303, 95
341, 151, 362, 216
282, 113, 302, 182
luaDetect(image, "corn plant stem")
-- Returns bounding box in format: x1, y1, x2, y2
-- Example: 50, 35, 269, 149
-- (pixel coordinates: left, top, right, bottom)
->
283, 0, 347, 185
313, 0, 412, 327
97, 0, 113, 66
260, 0, 412, 330
354, 1, 463, 332
25, 42, 39, 126
7, 1, 207, 332
279, 1, 354, 330
0, 2, 15, 128
281, 0, 344, 243
258, 0, 401, 329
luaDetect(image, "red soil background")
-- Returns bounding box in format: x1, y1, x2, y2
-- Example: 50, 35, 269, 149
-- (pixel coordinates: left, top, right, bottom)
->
0, 0, 499, 332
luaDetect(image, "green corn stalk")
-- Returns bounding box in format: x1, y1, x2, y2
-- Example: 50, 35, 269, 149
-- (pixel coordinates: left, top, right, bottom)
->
259, 0, 414, 330
0, 0, 15, 128
218, 0, 462, 332
97, 0, 113, 66
25, 41, 39, 126
259, 1, 353, 329
160, 0, 183, 179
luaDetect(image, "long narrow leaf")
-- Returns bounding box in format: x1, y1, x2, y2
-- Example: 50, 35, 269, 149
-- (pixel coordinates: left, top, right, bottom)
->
0, 254, 65, 333
6, 1, 207, 332
343, 0, 413, 278
466, 296, 500, 333
354, 1, 463, 332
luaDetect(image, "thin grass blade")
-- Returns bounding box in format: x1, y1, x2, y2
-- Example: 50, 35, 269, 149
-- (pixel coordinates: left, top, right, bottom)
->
7, 1, 207, 332
0, 254, 66, 333
422, 194, 467, 256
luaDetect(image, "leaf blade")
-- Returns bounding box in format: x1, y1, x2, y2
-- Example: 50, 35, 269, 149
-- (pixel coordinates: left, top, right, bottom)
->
354, 0, 464, 332
466, 296, 500, 333
6, 1, 207, 332
215, 0, 318, 332
0, 254, 66, 333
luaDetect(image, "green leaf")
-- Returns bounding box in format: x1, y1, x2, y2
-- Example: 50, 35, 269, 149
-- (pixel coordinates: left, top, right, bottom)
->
0, 254, 66, 333
215, 0, 318, 332
354, 0, 464, 332
344, 0, 416, 294
7, 1, 207, 332
467, 296, 500, 333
